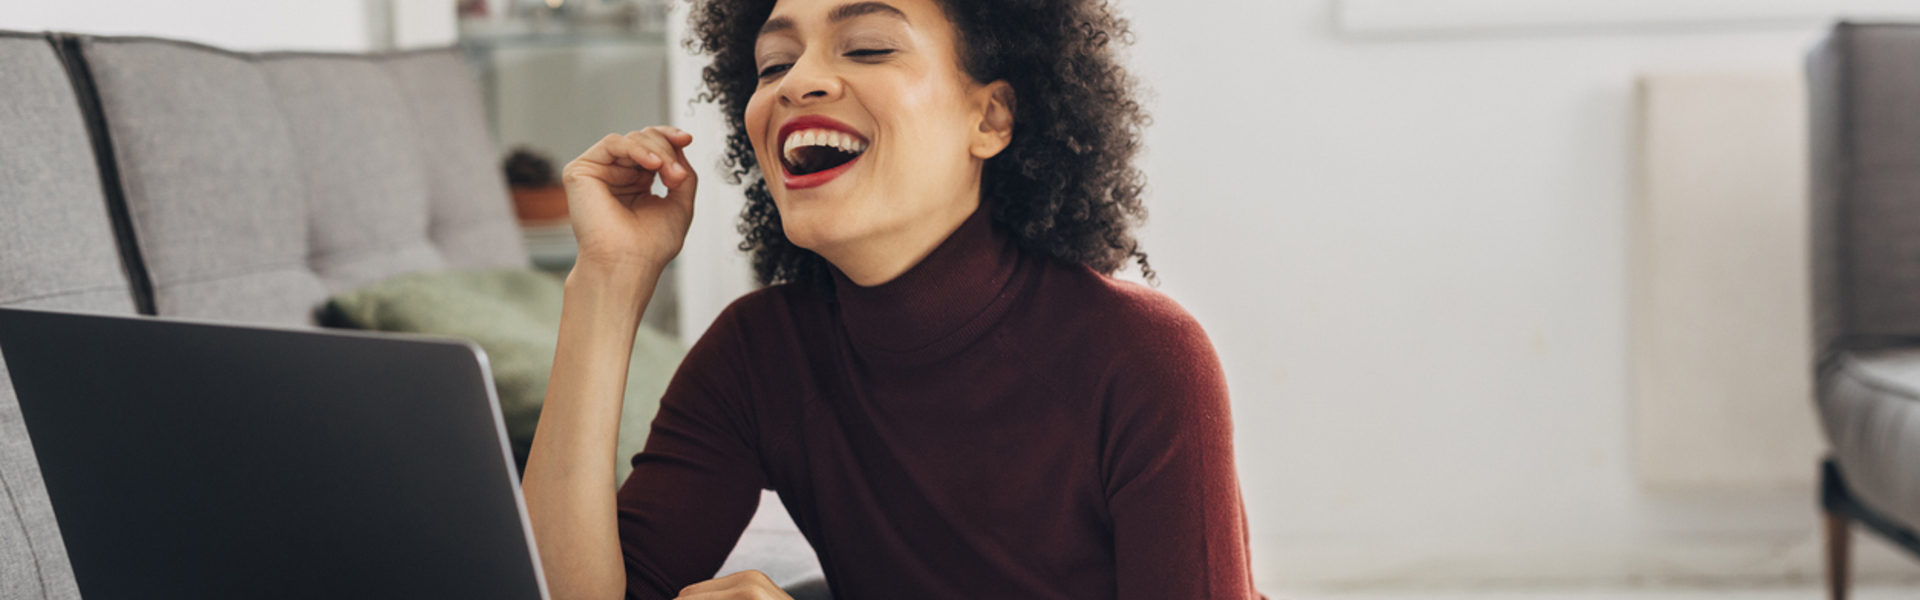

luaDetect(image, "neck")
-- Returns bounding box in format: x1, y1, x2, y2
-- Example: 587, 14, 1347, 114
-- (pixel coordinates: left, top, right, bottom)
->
828, 199, 1021, 365
818, 195, 982, 287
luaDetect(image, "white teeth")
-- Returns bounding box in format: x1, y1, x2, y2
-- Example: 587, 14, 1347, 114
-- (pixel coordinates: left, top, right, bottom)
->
782, 128, 868, 164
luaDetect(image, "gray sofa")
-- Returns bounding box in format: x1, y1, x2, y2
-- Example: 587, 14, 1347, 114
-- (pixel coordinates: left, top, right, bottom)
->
1808, 21, 1920, 600
0, 30, 530, 600
0, 31, 819, 599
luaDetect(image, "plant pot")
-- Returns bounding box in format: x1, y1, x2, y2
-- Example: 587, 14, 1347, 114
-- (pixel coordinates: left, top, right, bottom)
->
511, 184, 568, 222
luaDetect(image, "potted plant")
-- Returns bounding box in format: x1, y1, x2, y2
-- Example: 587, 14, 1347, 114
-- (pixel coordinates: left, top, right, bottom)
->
504, 147, 568, 223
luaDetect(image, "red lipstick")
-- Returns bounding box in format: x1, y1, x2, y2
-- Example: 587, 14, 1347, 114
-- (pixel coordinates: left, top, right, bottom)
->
777, 115, 869, 190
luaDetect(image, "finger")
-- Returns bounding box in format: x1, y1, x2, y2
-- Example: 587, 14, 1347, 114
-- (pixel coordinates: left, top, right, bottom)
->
676, 570, 775, 597
596, 134, 664, 192
575, 132, 661, 178
628, 129, 691, 187
612, 135, 668, 174
676, 592, 784, 600
656, 138, 694, 190
573, 149, 653, 187
635, 127, 696, 186
661, 131, 695, 185
575, 133, 640, 167
610, 168, 656, 198
626, 129, 679, 165
660, 149, 698, 210
675, 571, 745, 596
657, 125, 694, 148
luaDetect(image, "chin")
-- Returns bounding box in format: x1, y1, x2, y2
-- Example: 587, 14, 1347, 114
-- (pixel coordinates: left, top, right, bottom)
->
780, 222, 827, 252
774, 207, 848, 253
772, 184, 873, 245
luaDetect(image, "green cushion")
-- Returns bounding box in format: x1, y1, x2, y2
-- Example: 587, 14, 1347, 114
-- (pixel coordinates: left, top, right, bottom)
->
321, 268, 682, 482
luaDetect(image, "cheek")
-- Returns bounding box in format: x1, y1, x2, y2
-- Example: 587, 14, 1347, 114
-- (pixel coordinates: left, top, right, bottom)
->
743, 89, 775, 161
873, 77, 972, 161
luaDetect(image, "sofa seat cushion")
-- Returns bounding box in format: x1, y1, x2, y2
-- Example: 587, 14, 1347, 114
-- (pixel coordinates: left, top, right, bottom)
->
1820, 347, 1920, 528
76, 37, 526, 326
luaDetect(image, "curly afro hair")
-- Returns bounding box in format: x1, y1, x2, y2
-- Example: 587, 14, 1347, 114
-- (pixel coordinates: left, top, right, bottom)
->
685, 0, 1152, 287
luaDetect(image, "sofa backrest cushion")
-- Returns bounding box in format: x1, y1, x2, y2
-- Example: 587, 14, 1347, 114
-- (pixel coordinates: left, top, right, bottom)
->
0, 32, 139, 600
75, 37, 526, 326
1809, 23, 1920, 353
387, 52, 531, 270
266, 56, 450, 292
78, 39, 330, 326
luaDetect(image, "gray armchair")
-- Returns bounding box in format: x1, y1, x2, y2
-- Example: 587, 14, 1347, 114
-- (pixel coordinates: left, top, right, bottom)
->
1808, 21, 1920, 600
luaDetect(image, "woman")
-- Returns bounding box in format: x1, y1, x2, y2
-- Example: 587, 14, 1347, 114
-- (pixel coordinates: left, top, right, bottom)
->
522, 0, 1263, 598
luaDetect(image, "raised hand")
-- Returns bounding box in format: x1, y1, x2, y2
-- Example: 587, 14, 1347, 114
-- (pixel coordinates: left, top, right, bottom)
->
561, 126, 699, 274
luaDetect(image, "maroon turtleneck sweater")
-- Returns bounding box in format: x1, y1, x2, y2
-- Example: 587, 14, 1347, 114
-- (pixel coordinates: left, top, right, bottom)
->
615, 204, 1262, 599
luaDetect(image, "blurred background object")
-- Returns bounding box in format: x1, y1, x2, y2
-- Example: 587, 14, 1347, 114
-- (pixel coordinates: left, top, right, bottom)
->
504, 146, 567, 222
1631, 70, 1817, 492
456, 0, 677, 333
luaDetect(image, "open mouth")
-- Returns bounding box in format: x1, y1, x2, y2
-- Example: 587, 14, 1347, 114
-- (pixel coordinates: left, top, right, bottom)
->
780, 128, 868, 176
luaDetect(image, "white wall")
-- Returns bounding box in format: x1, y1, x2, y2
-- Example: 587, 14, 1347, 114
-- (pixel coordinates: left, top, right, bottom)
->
668, 0, 1917, 591
670, 10, 760, 341
1118, 0, 1868, 590
3, 0, 375, 51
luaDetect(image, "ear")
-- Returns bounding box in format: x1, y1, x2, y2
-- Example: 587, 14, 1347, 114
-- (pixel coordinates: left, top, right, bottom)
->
969, 80, 1015, 160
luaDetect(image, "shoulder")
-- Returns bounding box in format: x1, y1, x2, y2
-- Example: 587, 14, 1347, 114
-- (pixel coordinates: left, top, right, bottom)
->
693, 282, 832, 349
1005, 260, 1227, 418
1033, 268, 1239, 482
706, 282, 826, 331
676, 282, 832, 386
1028, 260, 1218, 366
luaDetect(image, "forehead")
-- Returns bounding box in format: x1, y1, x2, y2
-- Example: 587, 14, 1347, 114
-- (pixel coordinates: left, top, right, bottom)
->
759, 0, 935, 37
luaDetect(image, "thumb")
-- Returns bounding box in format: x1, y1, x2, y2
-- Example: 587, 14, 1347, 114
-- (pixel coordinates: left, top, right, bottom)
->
660, 143, 698, 208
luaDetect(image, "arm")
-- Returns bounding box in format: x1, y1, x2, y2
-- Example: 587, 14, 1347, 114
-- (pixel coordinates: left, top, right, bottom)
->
1104, 322, 1262, 600
614, 303, 774, 599
522, 127, 696, 600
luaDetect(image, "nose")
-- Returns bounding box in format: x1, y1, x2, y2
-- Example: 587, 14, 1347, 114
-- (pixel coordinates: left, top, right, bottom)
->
777, 51, 842, 106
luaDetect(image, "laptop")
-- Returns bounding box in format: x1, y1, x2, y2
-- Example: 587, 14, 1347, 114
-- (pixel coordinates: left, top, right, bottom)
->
0, 307, 550, 600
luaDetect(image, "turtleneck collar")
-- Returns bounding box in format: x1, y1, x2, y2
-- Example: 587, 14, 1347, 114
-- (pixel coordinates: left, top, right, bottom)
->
829, 202, 1023, 367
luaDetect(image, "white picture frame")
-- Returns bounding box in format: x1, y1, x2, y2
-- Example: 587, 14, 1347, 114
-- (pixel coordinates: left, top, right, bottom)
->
1335, 0, 1920, 35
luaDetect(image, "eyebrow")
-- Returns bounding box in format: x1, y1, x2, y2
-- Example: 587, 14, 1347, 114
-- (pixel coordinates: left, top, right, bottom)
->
759, 1, 909, 37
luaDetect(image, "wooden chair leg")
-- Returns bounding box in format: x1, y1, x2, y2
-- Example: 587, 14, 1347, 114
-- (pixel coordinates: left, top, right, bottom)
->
1826, 509, 1851, 600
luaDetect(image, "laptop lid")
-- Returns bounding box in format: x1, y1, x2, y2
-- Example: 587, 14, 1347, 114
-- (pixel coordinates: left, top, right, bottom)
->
0, 307, 549, 600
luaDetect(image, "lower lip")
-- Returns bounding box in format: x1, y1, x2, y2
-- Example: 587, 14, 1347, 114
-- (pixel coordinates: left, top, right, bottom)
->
781, 153, 862, 190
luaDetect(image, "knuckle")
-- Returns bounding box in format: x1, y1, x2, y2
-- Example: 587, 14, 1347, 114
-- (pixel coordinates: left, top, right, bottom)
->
559, 162, 592, 183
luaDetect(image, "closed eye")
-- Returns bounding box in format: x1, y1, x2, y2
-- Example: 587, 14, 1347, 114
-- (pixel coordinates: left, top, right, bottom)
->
758, 63, 792, 78
845, 49, 894, 59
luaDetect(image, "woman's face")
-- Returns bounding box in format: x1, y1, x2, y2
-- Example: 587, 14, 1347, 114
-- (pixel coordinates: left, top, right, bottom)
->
745, 0, 1010, 270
